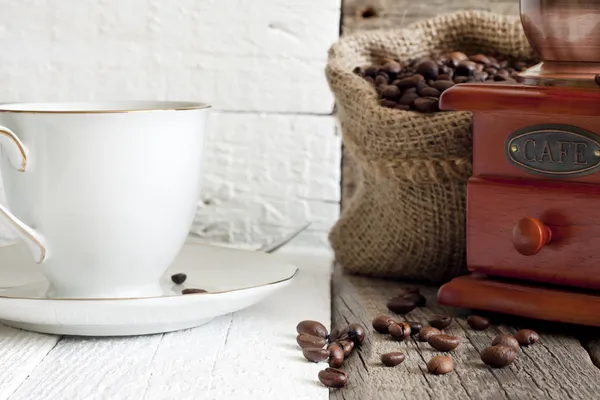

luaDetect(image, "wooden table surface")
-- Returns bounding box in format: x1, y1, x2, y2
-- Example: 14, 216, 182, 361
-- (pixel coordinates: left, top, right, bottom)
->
0, 243, 333, 400
332, 266, 600, 399
334, 1, 600, 399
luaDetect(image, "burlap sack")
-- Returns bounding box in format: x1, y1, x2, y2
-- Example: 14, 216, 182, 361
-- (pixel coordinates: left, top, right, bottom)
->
326, 10, 537, 284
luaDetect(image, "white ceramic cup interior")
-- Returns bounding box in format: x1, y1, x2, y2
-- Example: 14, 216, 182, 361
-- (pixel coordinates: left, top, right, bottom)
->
0, 101, 210, 299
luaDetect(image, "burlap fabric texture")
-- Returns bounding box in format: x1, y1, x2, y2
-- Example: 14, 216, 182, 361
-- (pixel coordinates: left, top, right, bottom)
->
326, 10, 537, 284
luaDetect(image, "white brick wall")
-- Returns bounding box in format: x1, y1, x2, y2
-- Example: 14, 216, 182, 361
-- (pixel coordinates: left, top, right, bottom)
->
0, 0, 342, 249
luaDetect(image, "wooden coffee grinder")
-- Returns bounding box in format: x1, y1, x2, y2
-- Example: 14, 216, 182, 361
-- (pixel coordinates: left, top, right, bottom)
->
437, 0, 600, 326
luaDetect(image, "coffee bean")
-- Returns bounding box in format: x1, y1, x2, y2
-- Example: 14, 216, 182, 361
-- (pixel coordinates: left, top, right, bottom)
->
386, 296, 416, 314
448, 51, 468, 62
421, 87, 441, 98
318, 367, 348, 388
428, 334, 460, 351
455, 60, 477, 76
171, 273, 187, 285
470, 54, 490, 64
364, 76, 375, 85
473, 72, 489, 82
398, 91, 419, 106
427, 355, 454, 374
416, 60, 439, 80
431, 80, 455, 92
514, 329, 539, 346
481, 345, 517, 368
339, 339, 354, 357
353, 66, 363, 75
485, 67, 498, 75
514, 61, 528, 71
396, 77, 417, 89
408, 321, 423, 335
382, 61, 402, 75
297, 320, 328, 338
411, 74, 425, 83
372, 315, 397, 334
345, 323, 366, 345
474, 63, 485, 73
328, 328, 341, 343
364, 66, 379, 78
303, 348, 330, 363
182, 288, 207, 294
297, 333, 327, 349
467, 315, 490, 331
454, 76, 468, 84
381, 352, 405, 367
497, 69, 510, 78
428, 315, 453, 330
494, 74, 508, 81
375, 75, 388, 87
491, 333, 519, 351
418, 326, 441, 342
389, 322, 411, 341
328, 343, 345, 368
381, 85, 401, 100
413, 97, 439, 113
438, 73, 451, 81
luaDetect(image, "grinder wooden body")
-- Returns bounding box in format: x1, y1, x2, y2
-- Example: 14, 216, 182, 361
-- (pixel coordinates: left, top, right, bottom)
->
437, 83, 600, 327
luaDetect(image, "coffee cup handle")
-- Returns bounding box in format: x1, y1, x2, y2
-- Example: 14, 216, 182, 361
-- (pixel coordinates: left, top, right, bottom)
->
0, 126, 47, 263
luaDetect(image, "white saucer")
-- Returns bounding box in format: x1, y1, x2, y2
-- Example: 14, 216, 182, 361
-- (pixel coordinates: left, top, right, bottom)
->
0, 239, 298, 336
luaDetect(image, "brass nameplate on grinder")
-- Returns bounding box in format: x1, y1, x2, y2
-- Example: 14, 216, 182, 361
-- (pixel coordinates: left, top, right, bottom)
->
505, 124, 600, 178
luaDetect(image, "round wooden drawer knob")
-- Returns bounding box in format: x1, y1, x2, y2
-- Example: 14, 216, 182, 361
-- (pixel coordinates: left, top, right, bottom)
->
512, 217, 552, 256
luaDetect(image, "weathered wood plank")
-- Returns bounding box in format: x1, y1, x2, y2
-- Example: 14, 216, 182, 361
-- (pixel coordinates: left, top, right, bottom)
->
342, 0, 519, 34
331, 266, 600, 400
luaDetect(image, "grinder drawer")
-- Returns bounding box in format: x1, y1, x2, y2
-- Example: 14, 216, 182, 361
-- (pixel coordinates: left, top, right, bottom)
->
467, 177, 600, 290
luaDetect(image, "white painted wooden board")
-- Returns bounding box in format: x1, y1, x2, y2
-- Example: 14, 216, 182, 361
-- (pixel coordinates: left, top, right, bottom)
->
0, 0, 340, 113
1, 245, 333, 400
0, 0, 343, 250
193, 111, 341, 249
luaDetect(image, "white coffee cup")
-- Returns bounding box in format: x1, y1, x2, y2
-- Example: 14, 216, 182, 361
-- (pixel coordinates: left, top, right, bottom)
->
0, 101, 210, 299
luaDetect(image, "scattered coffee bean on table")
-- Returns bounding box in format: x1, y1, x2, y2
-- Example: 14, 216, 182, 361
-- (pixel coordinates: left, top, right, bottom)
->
467, 315, 490, 330
296, 320, 329, 339
171, 273, 187, 285
318, 367, 348, 388
328, 342, 345, 368
480, 345, 517, 368
303, 348, 330, 363
419, 326, 441, 342
491, 333, 520, 351
389, 322, 411, 341
428, 315, 453, 330
381, 352, 406, 367
339, 340, 355, 357
354, 51, 534, 113
402, 292, 427, 307
345, 323, 366, 345
514, 329, 539, 346
427, 355, 454, 375
408, 321, 423, 336
386, 296, 416, 314
372, 315, 397, 334
181, 288, 207, 294
297, 333, 327, 349
428, 334, 460, 352
328, 328, 341, 343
